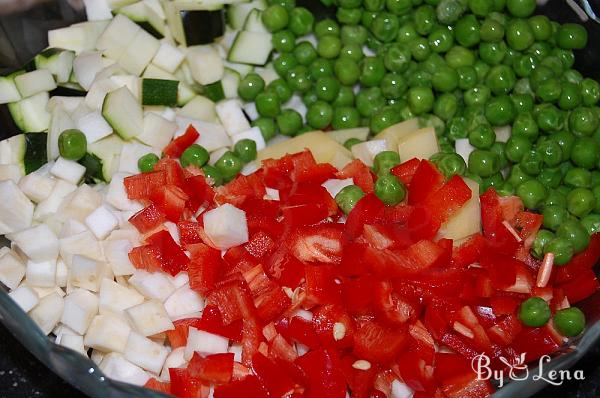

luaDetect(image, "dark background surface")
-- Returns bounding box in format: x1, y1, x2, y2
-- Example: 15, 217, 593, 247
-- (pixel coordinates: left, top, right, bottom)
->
1, 0, 600, 397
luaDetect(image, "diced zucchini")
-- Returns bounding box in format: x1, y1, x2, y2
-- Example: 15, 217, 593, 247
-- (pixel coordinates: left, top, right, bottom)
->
34, 48, 76, 84
118, 29, 161, 76
227, 0, 267, 30
96, 14, 141, 60
202, 81, 225, 102
223, 60, 253, 77
9, 92, 51, 133
142, 64, 195, 106
164, 0, 225, 46
78, 153, 105, 183
117, 1, 166, 38
102, 86, 144, 140
243, 9, 268, 33
0, 76, 21, 104
228, 31, 272, 66
221, 68, 240, 99
14, 70, 57, 98
88, 134, 125, 181
83, 0, 113, 20
0, 134, 26, 167
24, 133, 48, 174
48, 21, 110, 54
142, 78, 179, 106
176, 96, 217, 123
186, 45, 225, 85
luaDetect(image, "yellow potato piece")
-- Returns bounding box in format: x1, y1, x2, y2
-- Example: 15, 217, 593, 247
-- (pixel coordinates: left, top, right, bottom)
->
397, 127, 439, 161
257, 131, 353, 168
437, 178, 481, 241
374, 118, 420, 150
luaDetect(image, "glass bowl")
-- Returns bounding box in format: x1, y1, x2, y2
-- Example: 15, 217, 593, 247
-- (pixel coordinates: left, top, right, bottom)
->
1, 1, 600, 397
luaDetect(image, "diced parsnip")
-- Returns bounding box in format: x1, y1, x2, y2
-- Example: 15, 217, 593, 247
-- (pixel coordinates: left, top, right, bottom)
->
0, 249, 26, 290
203, 204, 249, 250
0, 164, 23, 183
215, 99, 251, 137
34, 180, 78, 222
118, 29, 160, 76
152, 42, 185, 73
124, 331, 169, 374
76, 111, 113, 143
257, 131, 354, 166
8, 284, 39, 312
99, 278, 144, 317
85, 314, 131, 353
184, 328, 229, 361
56, 259, 68, 287
105, 172, 142, 211
164, 286, 204, 319
18, 171, 56, 203
25, 259, 57, 288
29, 292, 64, 335
69, 255, 106, 292
187, 45, 224, 85
50, 157, 87, 185
85, 205, 119, 239
327, 127, 370, 145
103, 240, 136, 276
397, 127, 439, 161
60, 231, 104, 266
53, 324, 79, 344
128, 270, 176, 302
351, 140, 388, 167
126, 300, 174, 336
437, 178, 481, 241
138, 112, 177, 150
58, 184, 103, 222
7, 224, 59, 262
59, 334, 86, 355
61, 288, 99, 334
73, 52, 107, 91
0, 180, 34, 234
374, 118, 420, 150
99, 353, 150, 386
32, 286, 65, 299
177, 96, 218, 123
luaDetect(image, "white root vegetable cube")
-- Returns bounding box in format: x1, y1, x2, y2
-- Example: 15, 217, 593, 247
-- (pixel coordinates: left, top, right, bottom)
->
50, 157, 87, 185
228, 344, 242, 363
128, 270, 176, 302
85, 205, 119, 239
160, 347, 187, 381
96, 15, 140, 60
106, 172, 142, 212
118, 29, 160, 76
152, 42, 185, 74
164, 286, 204, 319
203, 204, 249, 250
14, 69, 57, 98
34, 179, 77, 222
0, 249, 25, 290
351, 139, 388, 167
18, 172, 56, 203
322, 178, 354, 199
29, 292, 64, 335
215, 99, 251, 137
397, 127, 439, 161
184, 328, 229, 361
85, 314, 131, 353
176, 117, 231, 152
232, 127, 266, 151
69, 255, 106, 292
83, 0, 112, 21
124, 331, 169, 374
73, 52, 106, 91
437, 178, 481, 241
59, 334, 86, 355
99, 353, 150, 386
138, 112, 177, 150
118, 142, 159, 174
170, 272, 190, 289
7, 224, 59, 262
53, 324, 78, 344
56, 259, 68, 287
61, 288, 99, 334
0, 180, 34, 234
9, 284, 39, 312
26, 259, 57, 288
76, 111, 113, 144
59, 184, 103, 222
126, 300, 174, 336
99, 278, 144, 316
0, 164, 23, 183
91, 349, 104, 365
103, 239, 136, 276
187, 46, 224, 85
60, 231, 104, 266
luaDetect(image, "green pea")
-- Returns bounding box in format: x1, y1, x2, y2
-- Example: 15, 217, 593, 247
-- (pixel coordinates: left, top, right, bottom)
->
428, 26, 454, 54
232, 139, 257, 163
468, 149, 500, 177
569, 107, 599, 137
544, 190, 568, 208
464, 86, 491, 107
555, 49, 576, 70
468, 124, 496, 149
536, 78, 562, 103
339, 7, 363, 25
531, 229, 554, 259
306, 101, 333, 129
408, 86, 434, 115
430, 66, 457, 93
356, 87, 386, 117
554, 307, 585, 337
286, 65, 312, 92
340, 43, 364, 62
371, 106, 402, 133
567, 188, 596, 218
180, 144, 209, 168
535, 103, 564, 132
513, 54, 538, 78
562, 69, 582, 85
288, 7, 314, 36
435, 153, 467, 178
375, 174, 406, 205
252, 117, 277, 141
371, 12, 400, 42
215, 151, 243, 182
445, 116, 468, 141
511, 92, 535, 114
422, 53, 446, 74
536, 140, 562, 167
138, 153, 159, 173
397, 21, 418, 43
511, 114, 538, 142
527, 15, 552, 41
581, 78, 600, 106
384, 43, 411, 72
317, 35, 342, 59
433, 93, 458, 121
445, 46, 475, 69
519, 297, 551, 327
333, 86, 355, 107
479, 41, 507, 65
480, 18, 505, 42
454, 15, 481, 48
530, 65, 554, 92
544, 237, 574, 265
387, 0, 413, 15
272, 30, 296, 53
58, 129, 87, 161
557, 219, 590, 253
469, 0, 493, 16
334, 57, 360, 86
571, 138, 599, 170
548, 131, 575, 162
374, 151, 401, 175
314, 19, 339, 38
506, 19, 535, 51
335, 185, 365, 214
276, 109, 303, 136
457, 66, 478, 90
202, 165, 223, 187
273, 53, 298, 77
360, 56, 386, 87
331, 107, 360, 130
537, 167, 562, 189
414, 5, 436, 35
485, 95, 516, 126
558, 82, 582, 111
516, 179, 546, 209
486, 65, 517, 95
314, 76, 340, 103
410, 37, 431, 61
267, 78, 293, 103
582, 213, 600, 235
270, 0, 295, 11
556, 23, 588, 50
543, 205, 569, 231
294, 41, 317, 66
343, 138, 362, 150
255, 92, 281, 118
564, 167, 592, 188
262, 5, 289, 32
381, 73, 407, 99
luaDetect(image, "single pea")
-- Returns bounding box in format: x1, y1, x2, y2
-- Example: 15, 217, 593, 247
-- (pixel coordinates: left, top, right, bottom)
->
464, 105, 488, 131
375, 174, 406, 205
529, 65, 554, 91
556, 23, 588, 50
201, 165, 223, 187
422, 53, 446, 75
356, 87, 386, 117
593, 185, 600, 212
456, 66, 478, 91
306, 101, 333, 129
437, 0, 467, 24
428, 26, 454, 54
445, 116, 469, 141
485, 95, 516, 126
549, 131, 575, 162
543, 205, 569, 231
232, 139, 257, 163
238, 73, 265, 102
270, 0, 295, 11
569, 107, 599, 137
469, 0, 493, 16
314, 19, 339, 38
544, 237, 574, 265
335, 185, 365, 214
317, 34, 342, 59
360, 56, 386, 87
557, 219, 590, 253
276, 109, 303, 136
215, 151, 243, 182
469, 124, 496, 149
408, 86, 434, 115
513, 77, 533, 95
520, 149, 543, 176
555, 49, 576, 71
436, 153, 467, 178
516, 179, 546, 209
340, 43, 364, 62
137, 153, 159, 173
410, 37, 431, 61
343, 138, 362, 150
491, 141, 509, 169
267, 78, 293, 103
528, 15, 552, 41
272, 30, 296, 53
387, 0, 413, 15
371, 106, 402, 133
431, 66, 458, 93
454, 14, 481, 48
531, 229, 555, 259
558, 82, 582, 111
255, 92, 281, 118
445, 46, 475, 69
464, 86, 491, 107
180, 144, 209, 168
338, 7, 363, 25
308, 58, 334, 80
414, 5, 436, 35
313, 76, 340, 103
544, 190, 567, 208
564, 167, 592, 188
408, 69, 433, 89
262, 5, 289, 32
537, 167, 562, 189
341, 25, 368, 45
528, 41, 553, 59
273, 53, 298, 77
332, 107, 361, 130
581, 78, 600, 106
562, 68, 582, 85
582, 213, 600, 235
537, 140, 563, 167
479, 41, 507, 65
374, 151, 401, 175
286, 65, 312, 92
513, 54, 539, 78
363, 0, 384, 11
535, 103, 564, 132
571, 137, 599, 170
371, 12, 400, 42
381, 73, 407, 99
58, 129, 87, 161
512, 113, 538, 142
334, 57, 360, 85
294, 41, 317, 66
252, 117, 277, 141
506, 19, 534, 51
288, 7, 314, 36
536, 78, 562, 103
519, 297, 551, 327
397, 21, 418, 43
384, 43, 411, 72
486, 65, 517, 95
554, 307, 586, 337
433, 93, 458, 121
502, 47, 522, 68
567, 188, 596, 217
333, 86, 355, 107
468, 149, 500, 177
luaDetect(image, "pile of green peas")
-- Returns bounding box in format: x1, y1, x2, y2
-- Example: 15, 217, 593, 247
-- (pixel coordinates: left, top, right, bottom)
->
519, 296, 586, 337
238, 0, 600, 268
137, 138, 258, 186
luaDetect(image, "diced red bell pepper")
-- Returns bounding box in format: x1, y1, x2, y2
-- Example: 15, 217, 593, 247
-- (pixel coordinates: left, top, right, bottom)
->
365, 240, 446, 278
296, 162, 338, 185
243, 265, 291, 322
129, 204, 166, 234
241, 318, 262, 367
511, 327, 561, 363
345, 193, 385, 238
340, 354, 377, 398
287, 316, 321, 349
342, 276, 377, 315
453, 306, 492, 354
391, 157, 421, 186
408, 321, 436, 364
178, 221, 203, 246
288, 224, 344, 264
261, 157, 293, 191
124, 171, 166, 200
374, 280, 419, 327
264, 248, 305, 289
396, 350, 436, 392
269, 333, 298, 363
164, 124, 200, 158
188, 243, 225, 295
282, 203, 330, 227
207, 280, 256, 325
150, 184, 189, 222
244, 231, 276, 259
497, 195, 524, 223
252, 352, 296, 397
339, 242, 371, 277
407, 160, 445, 205
440, 372, 494, 398
144, 378, 171, 394
183, 174, 215, 212
215, 173, 266, 207
480, 252, 518, 290
406, 205, 442, 241
452, 234, 486, 268
304, 265, 342, 306
196, 305, 243, 342
490, 296, 520, 316
128, 244, 162, 272
146, 230, 190, 275
558, 268, 600, 303
486, 313, 522, 346
480, 189, 520, 255
284, 183, 337, 215
295, 349, 347, 398
188, 353, 234, 384
169, 368, 209, 398
422, 175, 472, 225
353, 321, 408, 365
433, 352, 475, 384
213, 375, 269, 398
337, 159, 375, 193
167, 317, 202, 348
513, 210, 542, 248
154, 157, 186, 188
312, 304, 355, 349
439, 332, 481, 361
